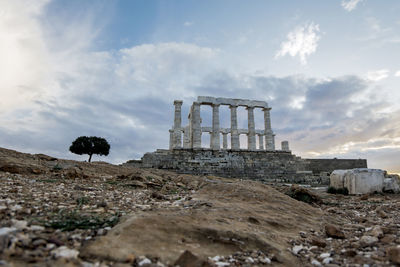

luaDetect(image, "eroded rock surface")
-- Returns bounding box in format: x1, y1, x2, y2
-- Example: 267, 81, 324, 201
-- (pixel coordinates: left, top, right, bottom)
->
81, 178, 324, 265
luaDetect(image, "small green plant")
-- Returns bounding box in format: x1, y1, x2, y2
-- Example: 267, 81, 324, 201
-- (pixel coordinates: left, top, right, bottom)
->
76, 196, 90, 206
43, 209, 119, 231
168, 189, 180, 195
327, 186, 349, 195
38, 179, 58, 183
105, 180, 119, 185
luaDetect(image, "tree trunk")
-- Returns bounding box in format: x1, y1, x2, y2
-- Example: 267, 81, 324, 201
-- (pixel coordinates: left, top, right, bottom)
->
88, 153, 93, 162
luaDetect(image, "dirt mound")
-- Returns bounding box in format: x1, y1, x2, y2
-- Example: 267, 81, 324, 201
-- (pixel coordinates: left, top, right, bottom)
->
0, 147, 133, 178
81, 177, 324, 265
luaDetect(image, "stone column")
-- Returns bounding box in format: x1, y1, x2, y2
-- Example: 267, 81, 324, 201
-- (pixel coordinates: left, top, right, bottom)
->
263, 107, 274, 150
187, 112, 193, 148
191, 102, 202, 148
211, 104, 220, 150
183, 126, 190, 148
272, 134, 276, 150
258, 134, 264, 150
169, 129, 174, 150
247, 106, 256, 150
173, 100, 183, 148
230, 105, 240, 149
222, 133, 228, 149
281, 141, 289, 151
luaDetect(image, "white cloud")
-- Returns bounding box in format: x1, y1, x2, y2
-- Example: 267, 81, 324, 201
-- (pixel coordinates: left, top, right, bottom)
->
0, 0, 108, 113
183, 21, 193, 27
366, 17, 391, 37
395, 70, 400, 77
367, 17, 382, 33
341, 0, 363, 12
366, 69, 390, 81
358, 17, 398, 46
116, 43, 219, 98
0, 0, 52, 111
275, 22, 320, 65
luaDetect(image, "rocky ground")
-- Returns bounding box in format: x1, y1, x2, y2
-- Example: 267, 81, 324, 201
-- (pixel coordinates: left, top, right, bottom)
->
0, 147, 399, 266
273, 185, 400, 266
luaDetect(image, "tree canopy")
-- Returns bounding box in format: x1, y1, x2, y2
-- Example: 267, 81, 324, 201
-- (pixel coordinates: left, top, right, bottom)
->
69, 136, 110, 162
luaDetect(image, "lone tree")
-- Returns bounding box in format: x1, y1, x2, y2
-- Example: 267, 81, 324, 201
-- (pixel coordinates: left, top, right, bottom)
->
69, 136, 110, 162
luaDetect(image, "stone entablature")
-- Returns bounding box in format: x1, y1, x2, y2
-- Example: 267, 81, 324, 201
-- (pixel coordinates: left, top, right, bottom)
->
197, 96, 269, 108
170, 96, 284, 151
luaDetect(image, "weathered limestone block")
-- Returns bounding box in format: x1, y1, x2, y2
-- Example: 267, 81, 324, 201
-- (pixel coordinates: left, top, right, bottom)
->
330, 170, 349, 189
383, 176, 400, 193
343, 169, 385, 195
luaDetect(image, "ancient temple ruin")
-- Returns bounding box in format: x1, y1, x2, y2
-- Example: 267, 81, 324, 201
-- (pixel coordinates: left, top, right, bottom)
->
169, 96, 279, 151
125, 96, 367, 184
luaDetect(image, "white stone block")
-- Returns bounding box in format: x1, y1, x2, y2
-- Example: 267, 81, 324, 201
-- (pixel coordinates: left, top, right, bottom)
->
383, 177, 400, 193
330, 169, 387, 195
330, 170, 349, 189
343, 168, 384, 195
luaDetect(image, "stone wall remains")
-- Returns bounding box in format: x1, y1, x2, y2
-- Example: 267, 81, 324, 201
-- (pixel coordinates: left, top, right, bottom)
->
124, 149, 367, 185
305, 158, 367, 174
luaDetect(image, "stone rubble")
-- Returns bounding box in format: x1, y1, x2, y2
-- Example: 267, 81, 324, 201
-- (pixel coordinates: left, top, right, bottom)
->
0, 158, 205, 266
283, 187, 400, 266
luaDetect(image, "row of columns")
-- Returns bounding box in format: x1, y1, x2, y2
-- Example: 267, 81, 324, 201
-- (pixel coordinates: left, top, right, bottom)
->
171, 128, 280, 150
172, 100, 276, 150
212, 132, 268, 150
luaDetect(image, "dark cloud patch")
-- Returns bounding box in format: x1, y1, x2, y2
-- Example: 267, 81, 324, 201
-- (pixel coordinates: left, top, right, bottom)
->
305, 76, 366, 110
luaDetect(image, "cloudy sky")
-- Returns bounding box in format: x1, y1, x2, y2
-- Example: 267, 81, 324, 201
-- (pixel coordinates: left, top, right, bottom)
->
1, 0, 400, 173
